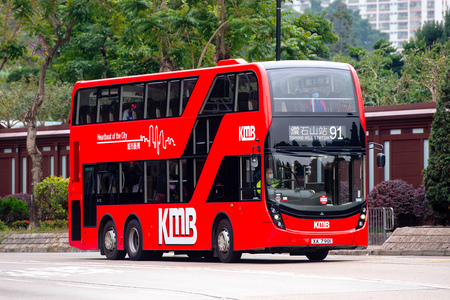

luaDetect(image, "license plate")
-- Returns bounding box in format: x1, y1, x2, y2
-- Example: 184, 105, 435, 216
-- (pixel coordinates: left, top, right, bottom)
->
311, 238, 333, 244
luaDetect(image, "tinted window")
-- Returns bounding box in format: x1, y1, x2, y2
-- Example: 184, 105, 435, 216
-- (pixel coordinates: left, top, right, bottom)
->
121, 84, 144, 121
201, 74, 236, 114
268, 68, 357, 114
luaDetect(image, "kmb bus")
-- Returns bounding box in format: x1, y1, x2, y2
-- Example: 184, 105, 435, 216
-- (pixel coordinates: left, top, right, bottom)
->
69, 59, 369, 262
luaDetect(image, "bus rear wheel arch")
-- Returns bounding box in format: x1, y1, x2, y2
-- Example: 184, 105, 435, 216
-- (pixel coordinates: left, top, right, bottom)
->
214, 219, 242, 263
102, 220, 126, 260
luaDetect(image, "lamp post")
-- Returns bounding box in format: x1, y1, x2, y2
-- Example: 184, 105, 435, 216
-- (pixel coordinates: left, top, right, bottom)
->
276, 0, 281, 61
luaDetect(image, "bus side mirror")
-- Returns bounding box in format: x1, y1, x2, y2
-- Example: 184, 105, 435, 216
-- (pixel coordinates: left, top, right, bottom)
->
251, 144, 260, 168
305, 165, 311, 175
251, 154, 259, 168
377, 153, 385, 168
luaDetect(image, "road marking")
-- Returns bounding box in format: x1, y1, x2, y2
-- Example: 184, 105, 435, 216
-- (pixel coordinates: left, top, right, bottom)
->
0, 276, 33, 283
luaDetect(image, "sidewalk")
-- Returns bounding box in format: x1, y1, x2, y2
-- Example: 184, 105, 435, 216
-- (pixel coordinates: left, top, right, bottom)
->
332, 226, 450, 256
1, 226, 449, 255
331, 245, 450, 256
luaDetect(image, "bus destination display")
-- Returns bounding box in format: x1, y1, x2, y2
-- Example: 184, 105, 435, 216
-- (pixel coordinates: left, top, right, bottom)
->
289, 125, 346, 142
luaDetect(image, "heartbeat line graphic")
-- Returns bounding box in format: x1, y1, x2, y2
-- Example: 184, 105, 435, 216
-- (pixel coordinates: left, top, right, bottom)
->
96, 125, 175, 155
140, 125, 176, 155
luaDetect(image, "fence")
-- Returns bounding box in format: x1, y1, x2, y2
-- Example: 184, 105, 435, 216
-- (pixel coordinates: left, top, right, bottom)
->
368, 207, 394, 245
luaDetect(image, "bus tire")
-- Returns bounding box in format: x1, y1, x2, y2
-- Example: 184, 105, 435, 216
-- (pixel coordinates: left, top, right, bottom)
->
125, 219, 148, 261
102, 220, 126, 260
215, 219, 242, 263
306, 249, 329, 261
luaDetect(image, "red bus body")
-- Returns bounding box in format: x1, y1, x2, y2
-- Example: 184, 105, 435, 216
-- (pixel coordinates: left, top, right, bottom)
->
69, 60, 368, 262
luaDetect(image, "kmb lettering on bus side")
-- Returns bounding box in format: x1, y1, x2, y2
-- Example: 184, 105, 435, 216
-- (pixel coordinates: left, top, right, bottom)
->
314, 221, 330, 229
239, 125, 256, 141
158, 208, 197, 245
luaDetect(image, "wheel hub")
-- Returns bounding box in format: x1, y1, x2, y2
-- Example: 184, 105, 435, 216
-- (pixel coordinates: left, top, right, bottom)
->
217, 228, 230, 253
104, 229, 116, 251
128, 227, 139, 254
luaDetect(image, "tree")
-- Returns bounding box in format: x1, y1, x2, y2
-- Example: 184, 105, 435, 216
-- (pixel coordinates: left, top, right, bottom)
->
423, 67, 450, 225
21, 0, 103, 229
402, 43, 449, 103
0, 76, 36, 128
356, 49, 401, 106
0, 0, 31, 72
54, 22, 117, 82
415, 20, 444, 47
327, 0, 354, 55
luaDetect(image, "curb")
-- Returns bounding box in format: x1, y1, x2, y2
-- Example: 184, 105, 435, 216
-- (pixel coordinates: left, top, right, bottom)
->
0, 232, 81, 253
1, 233, 450, 256
330, 248, 450, 256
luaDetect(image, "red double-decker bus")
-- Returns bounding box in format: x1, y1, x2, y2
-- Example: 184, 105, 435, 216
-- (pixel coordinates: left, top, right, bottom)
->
68, 59, 368, 262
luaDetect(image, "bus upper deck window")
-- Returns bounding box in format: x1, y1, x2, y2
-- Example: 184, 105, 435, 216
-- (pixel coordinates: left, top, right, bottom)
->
75, 88, 97, 125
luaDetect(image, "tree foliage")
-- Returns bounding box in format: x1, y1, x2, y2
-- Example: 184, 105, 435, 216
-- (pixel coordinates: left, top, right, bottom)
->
306, 0, 387, 54
423, 67, 450, 225
50, 0, 339, 78
0, 75, 72, 127
0, 0, 31, 71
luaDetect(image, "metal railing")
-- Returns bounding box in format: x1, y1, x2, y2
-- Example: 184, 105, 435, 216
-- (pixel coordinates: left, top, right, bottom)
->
369, 207, 394, 245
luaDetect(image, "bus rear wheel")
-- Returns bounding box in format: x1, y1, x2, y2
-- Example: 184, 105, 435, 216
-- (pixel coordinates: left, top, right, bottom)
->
215, 219, 241, 263
125, 219, 148, 261
102, 220, 126, 260
306, 249, 329, 261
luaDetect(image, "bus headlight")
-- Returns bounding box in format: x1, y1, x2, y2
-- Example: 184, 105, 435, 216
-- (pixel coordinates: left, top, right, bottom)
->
356, 206, 367, 229
269, 204, 285, 230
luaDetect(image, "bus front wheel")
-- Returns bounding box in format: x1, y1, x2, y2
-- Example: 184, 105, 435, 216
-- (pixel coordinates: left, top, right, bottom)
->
125, 219, 148, 261
215, 219, 241, 263
102, 220, 126, 260
306, 249, 329, 261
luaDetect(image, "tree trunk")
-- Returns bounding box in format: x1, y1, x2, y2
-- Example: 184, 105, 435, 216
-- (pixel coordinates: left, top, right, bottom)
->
0, 55, 8, 72
212, 0, 230, 64
26, 24, 74, 229
26, 112, 43, 228
26, 57, 49, 229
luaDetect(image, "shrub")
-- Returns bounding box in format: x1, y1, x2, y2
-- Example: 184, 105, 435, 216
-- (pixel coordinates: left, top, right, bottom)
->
40, 219, 68, 230
34, 176, 69, 220
0, 220, 7, 231
369, 180, 422, 227
0, 196, 30, 225
10, 220, 29, 230
413, 185, 438, 223
2, 193, 32, 209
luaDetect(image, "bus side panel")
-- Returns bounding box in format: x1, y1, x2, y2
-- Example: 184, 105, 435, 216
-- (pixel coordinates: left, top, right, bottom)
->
227, 204, 291, 251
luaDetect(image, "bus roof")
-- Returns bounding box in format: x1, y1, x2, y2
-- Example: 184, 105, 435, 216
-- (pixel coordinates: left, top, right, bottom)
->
72, 59, 351, 90
260, 60, 351, 71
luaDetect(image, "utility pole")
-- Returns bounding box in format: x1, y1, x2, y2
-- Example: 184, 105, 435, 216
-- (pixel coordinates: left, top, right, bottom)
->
276, 0, 281, 61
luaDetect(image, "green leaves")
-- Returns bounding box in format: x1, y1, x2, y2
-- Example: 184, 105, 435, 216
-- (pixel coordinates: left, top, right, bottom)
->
34, 176, 69, 220
423, 66, 450, 225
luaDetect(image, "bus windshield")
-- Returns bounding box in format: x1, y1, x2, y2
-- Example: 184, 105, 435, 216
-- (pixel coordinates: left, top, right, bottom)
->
267, 68, 357, 114
264, 152, 364, 209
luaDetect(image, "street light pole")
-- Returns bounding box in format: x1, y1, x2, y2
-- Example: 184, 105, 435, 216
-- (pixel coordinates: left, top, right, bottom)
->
276, 0, 281, 61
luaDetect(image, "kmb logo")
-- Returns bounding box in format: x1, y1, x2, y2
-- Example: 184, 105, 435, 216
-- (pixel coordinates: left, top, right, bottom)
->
158, 208, 197, 245
314, 221, 330, 229
239, 125, 256, 141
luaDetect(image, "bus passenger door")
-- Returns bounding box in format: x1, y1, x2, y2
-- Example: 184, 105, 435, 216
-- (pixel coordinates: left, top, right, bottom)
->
83, 165, 97, 227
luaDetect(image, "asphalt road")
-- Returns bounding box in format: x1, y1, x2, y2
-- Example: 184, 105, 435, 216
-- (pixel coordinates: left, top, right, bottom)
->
0, 252, 449, 300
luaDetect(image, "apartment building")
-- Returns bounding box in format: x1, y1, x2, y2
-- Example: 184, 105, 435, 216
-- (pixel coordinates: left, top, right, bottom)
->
286, 0, 450, 49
